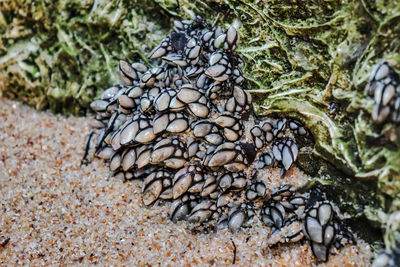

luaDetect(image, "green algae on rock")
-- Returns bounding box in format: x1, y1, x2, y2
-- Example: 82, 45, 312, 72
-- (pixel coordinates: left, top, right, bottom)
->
0, 0, 169, 114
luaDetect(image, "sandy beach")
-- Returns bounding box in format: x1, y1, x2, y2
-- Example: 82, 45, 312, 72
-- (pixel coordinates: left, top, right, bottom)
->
0, 98, 372, 266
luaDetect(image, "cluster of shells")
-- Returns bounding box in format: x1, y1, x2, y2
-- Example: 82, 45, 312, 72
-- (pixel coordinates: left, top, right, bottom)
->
373, 248, 400, 267
366, 61, 400, 123
366, 63, 400, 267
88, 16, 354, 262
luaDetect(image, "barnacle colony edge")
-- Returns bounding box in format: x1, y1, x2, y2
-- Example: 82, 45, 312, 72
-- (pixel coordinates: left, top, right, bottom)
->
365, 61, 400, 124
86, 16, 356, 262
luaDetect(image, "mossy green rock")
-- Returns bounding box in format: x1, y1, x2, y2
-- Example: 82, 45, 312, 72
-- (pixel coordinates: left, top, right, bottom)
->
0, 0, 169, 114
1, 0, 400, 248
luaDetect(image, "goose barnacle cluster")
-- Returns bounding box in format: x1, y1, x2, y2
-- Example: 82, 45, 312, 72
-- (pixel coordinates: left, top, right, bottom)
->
88, 15, 355, 262
366, 61, 400, 123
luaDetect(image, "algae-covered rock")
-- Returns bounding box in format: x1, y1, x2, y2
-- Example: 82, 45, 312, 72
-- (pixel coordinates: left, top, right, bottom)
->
2, 0, 400, 250
0, 0, 169, 114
